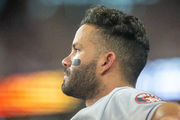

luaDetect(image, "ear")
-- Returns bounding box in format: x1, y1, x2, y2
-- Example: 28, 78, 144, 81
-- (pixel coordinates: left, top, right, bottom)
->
100, 52, 116, 75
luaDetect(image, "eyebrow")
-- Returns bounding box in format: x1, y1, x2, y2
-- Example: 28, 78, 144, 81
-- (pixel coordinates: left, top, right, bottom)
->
72, 43, 83, 49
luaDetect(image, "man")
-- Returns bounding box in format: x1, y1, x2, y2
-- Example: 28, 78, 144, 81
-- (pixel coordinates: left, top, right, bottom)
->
61, 5, 180, 120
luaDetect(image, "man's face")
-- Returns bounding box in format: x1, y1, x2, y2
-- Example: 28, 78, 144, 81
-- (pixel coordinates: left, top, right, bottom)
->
61, 24, 101, 99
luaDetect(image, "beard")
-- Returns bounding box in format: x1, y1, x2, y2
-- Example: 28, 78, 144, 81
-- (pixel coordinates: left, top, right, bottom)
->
61, 60, 100, 100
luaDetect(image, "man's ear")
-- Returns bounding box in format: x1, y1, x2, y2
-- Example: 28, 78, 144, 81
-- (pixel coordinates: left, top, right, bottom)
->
100, 52, 116, 75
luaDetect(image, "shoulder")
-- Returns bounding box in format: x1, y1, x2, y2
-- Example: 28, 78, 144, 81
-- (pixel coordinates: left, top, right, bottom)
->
111, 87, 163, 104
104, 87, 165, 120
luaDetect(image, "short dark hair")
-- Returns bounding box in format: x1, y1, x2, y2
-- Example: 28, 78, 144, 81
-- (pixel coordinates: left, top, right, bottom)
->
80, 5, 149, 86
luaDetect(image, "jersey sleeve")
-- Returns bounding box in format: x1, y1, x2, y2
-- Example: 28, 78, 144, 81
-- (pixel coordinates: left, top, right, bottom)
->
102, 88, 165, 120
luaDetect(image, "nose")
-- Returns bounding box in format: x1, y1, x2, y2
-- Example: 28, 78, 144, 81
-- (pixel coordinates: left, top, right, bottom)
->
62, 56, 72, 68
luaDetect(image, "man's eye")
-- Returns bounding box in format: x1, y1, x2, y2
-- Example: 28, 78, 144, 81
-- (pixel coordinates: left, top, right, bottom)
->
74, 48, 80, 51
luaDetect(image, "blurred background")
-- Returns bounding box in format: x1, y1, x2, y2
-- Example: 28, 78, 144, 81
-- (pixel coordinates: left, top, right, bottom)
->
0, 0, 179, 119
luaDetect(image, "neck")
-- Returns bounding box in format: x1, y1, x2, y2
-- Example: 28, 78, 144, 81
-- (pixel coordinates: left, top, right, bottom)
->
85, 79, 132, 107
85, 85, 106, 106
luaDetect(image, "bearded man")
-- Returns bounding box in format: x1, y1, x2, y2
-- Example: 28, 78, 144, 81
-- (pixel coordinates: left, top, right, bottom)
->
61, 5, 180, 120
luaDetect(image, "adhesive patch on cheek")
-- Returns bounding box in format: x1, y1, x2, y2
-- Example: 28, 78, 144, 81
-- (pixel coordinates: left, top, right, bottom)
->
72, 59, 81, 66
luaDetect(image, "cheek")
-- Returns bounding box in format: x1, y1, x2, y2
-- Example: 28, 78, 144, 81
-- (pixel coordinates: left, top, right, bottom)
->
72, 59, 81, 66
71, 51, 91, 66
71, 52, 83, 66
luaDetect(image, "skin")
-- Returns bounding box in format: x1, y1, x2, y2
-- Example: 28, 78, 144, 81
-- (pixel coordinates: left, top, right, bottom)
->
62, 24, 180, 119
152, 102, 180, 120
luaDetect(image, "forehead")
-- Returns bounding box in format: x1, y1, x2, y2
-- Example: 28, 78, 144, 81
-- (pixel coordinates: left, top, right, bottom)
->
72, 24, 101, 47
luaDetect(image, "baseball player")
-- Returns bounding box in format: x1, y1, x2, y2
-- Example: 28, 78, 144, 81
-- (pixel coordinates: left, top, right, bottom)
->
61, 5, 180, 120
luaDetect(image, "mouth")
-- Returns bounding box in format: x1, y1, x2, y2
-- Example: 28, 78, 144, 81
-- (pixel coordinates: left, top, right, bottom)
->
63, 72, 68, 79
64, 68, 70, 76
64, 73, 68, 77
64, 75, 68, 80
63, 73, 70, 84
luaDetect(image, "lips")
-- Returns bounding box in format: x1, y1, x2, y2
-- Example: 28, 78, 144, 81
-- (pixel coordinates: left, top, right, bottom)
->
64, 72, 68, 77
64, 68, 70, 77
63, 73, 69, 79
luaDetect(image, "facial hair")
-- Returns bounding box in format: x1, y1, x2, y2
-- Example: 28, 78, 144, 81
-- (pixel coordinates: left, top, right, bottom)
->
61, 60, 100, 100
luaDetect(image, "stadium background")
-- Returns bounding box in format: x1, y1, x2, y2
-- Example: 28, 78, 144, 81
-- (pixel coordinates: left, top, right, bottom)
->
0, 0, 179, 120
